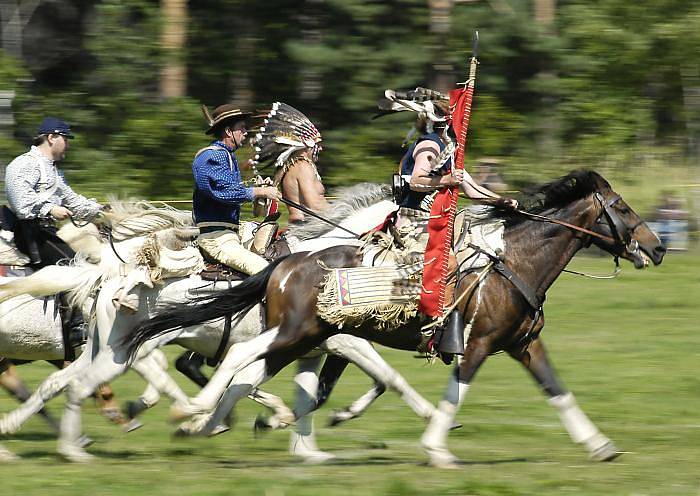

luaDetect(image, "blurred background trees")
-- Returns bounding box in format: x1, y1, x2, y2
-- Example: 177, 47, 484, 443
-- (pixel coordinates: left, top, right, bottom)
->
0, 0, 698, 218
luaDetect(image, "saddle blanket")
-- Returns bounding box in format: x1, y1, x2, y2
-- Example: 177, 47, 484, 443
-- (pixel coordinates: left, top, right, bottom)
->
317, 263, 422, 330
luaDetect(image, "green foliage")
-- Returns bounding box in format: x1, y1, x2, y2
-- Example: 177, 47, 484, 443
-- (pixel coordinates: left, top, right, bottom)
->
0, 50, 28, 91
4, 0, 699, 211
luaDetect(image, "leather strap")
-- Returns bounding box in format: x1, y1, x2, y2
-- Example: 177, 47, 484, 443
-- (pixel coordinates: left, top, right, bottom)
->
466, 243, 544, 310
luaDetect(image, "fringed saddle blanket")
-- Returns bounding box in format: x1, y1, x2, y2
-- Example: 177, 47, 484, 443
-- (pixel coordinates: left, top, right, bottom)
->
316, 206, 506, 330
317, 262, 422, 330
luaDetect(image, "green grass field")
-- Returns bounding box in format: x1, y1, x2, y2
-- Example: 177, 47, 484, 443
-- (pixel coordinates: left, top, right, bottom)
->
0, 252, 698, 495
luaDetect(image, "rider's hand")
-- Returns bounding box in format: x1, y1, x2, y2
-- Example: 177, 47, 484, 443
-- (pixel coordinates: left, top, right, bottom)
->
254, 186, 281, 201
446, 169, 464, 186
50, 206, 73, 220
493, 197, 519, 210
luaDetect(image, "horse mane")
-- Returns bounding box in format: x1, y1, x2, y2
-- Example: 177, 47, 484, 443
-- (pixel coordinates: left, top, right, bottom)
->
287, 183, 393, 241
98, 200, 193, 241
479, 169, 611, 226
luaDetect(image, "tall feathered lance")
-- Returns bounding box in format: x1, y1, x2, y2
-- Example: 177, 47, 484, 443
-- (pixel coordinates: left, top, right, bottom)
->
419, 32, 480, 318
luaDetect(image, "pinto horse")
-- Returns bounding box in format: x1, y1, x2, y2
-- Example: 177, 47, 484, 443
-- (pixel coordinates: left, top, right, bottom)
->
130, 170, 665, 467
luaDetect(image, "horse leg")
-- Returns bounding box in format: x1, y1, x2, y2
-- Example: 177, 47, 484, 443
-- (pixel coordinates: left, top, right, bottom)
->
170, 326, 281, 420
131, 349, 188, 406
120, 348, 189, 433
175, 351, 208, 387
421, 341, 489, 468
321, 334, 436, 424
0, 351, 92, 435
250, 388, 296, 431
508, 338, 620, 461
174, 359, 273, 437
58, 353, 130, 463
0, 364, 60, 433
93, 383, 127, 425
286, 355, 336, 463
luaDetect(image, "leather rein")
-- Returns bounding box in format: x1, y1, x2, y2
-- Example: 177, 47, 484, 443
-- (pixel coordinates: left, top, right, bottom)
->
511, 192, 642, 279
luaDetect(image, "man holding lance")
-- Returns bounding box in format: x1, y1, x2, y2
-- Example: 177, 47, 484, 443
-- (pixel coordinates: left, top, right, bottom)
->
382, 35, 518, 358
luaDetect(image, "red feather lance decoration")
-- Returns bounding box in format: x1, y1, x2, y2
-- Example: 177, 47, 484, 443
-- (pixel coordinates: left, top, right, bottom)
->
419, 56, 478, 317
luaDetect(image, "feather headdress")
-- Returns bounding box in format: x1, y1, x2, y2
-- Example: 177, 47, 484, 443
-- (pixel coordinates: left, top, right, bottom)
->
377, 87, 450, 140
249, 102, 322, 169
377, 87, 449, 121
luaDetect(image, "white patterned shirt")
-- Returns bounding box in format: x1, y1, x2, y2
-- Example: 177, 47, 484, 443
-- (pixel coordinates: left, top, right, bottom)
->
4, 146, 101, 220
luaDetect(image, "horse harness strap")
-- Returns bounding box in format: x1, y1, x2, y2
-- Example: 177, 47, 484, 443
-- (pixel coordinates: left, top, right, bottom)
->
467, 243, 544, 310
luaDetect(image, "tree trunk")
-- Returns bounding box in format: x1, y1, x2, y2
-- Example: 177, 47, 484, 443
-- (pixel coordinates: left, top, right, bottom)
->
533, 0, 558, 158
160, 0, 187, 99
427, 0, 454, 93
0, 0, 42, 61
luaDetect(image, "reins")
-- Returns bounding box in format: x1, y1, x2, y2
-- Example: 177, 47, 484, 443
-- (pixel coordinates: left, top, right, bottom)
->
511, 193, 626, 279
513, 209, 616, 244
278, 196, 361, 238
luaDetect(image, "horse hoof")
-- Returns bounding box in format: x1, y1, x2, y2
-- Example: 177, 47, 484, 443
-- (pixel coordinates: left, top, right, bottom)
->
299, 451, 336, 464
590, 441, 621, 462
169, 404, 197, 423
327, 408, 354, 427
207, 424, 230, 437
254, 415, 272, 435
422, 441, 460, 469
0, 418, 17, 436
58, 443, 94, 463
0, 447, 18, 462
123, 418, 144, 433
426, 449, 460, 469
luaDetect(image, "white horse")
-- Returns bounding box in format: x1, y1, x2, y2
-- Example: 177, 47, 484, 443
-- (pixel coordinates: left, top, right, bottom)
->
0, 186, 436, 462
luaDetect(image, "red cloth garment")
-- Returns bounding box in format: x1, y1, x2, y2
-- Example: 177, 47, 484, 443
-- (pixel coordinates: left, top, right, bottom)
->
418, 84, 474, 317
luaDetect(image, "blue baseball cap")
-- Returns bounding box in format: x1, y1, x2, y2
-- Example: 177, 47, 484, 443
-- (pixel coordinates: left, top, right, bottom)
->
37, 117, 74, 138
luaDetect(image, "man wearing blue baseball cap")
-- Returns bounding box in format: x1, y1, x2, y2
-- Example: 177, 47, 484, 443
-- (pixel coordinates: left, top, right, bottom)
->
5, 117, 102, 267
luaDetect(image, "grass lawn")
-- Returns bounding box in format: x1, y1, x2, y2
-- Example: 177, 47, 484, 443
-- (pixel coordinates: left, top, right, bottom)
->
0, 251, 697, 495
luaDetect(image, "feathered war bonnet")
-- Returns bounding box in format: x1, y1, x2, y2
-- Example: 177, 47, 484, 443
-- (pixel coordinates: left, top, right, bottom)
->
248, 102, 322, 171
376, 87, 451, 144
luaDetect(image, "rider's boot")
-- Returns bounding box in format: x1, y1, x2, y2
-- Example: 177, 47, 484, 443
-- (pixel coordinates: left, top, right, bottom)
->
436, 309, 465, 359
58, 293, 87, 362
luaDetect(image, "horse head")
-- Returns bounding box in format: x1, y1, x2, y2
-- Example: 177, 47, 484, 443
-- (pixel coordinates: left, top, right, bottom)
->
586, 175, 666, 269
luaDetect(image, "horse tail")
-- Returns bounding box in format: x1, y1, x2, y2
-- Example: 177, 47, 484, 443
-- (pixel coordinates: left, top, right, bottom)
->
0, 265, 98, 303
126, 256, 288, 361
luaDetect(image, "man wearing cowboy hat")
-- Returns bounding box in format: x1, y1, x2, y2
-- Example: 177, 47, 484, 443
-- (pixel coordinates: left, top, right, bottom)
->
5, 116, 103, 268
193, 104, 281, 274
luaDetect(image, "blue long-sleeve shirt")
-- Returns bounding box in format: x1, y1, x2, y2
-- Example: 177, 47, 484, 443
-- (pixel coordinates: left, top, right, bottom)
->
192, 141, 254, 225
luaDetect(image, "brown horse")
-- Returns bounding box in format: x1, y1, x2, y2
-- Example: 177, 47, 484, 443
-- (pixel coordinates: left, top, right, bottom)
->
130, 170, 665, 466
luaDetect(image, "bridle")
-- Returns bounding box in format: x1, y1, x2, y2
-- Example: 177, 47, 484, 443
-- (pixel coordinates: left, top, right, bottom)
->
514, 191, 639, 253
512, 190, 645, 278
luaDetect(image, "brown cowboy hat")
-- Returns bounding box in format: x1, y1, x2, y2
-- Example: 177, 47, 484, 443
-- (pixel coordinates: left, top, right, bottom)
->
202, 104, 253, 135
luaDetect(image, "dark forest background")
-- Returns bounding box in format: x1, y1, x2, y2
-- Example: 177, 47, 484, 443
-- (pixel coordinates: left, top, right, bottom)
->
0, 0, 698, 217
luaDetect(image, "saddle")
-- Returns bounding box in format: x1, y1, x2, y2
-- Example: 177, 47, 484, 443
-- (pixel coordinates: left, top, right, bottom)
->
199, 262, 247, 282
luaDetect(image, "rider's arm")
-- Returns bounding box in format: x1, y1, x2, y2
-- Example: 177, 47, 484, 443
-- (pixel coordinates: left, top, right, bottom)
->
409, 141, 459, 192
56, 172, 102, 220
5, 155, 54, 220
459, 169, 500, 201
193, 150, 255, 204
293, 160, 329, 212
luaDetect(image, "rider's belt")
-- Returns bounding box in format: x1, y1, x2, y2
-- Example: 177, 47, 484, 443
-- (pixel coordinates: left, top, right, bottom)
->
196, 221, 239, 235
